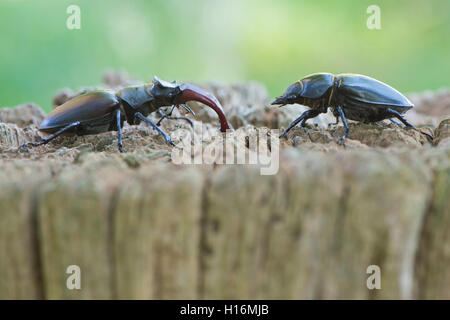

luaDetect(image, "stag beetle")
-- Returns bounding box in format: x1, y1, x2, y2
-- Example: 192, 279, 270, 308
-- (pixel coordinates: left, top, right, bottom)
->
21, 77, 232, 152
272, 73, 433, 145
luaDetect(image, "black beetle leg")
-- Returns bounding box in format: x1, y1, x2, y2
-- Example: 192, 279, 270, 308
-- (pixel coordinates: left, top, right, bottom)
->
280, 112, 307, 138
116, 109, 124, 153
386, 108, 434, 140
299, 118, 312, 141
299, 109, 321, 142
20, 121, 81, 152
389, 118, 404, 127
156, 106, 175, 126
280, 109, 319, 139
135, 112, 178, 147
156, 106, 194, 128
336, 106, 349, 147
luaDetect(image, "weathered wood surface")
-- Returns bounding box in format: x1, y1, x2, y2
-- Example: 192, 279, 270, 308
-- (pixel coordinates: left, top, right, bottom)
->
0, 148, 448, 299
0, 83, 449, 299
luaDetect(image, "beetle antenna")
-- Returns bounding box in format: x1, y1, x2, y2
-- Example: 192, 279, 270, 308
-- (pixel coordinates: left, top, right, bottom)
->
180, 104, 195, 116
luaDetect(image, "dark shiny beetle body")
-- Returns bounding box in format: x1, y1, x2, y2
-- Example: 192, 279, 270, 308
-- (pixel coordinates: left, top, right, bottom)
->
22, 77, 232, 152
272, 73, 433, 144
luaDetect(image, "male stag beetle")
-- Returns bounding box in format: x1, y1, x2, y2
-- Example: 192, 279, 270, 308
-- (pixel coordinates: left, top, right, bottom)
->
21, 77, 232, 152
272, 73, 433, 145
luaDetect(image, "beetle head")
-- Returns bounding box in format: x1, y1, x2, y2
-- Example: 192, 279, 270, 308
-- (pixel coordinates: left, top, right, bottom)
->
272, 73, 335, 106
151, 76, 232, 132
271, 82, 303, 106
150, 76, 181, 105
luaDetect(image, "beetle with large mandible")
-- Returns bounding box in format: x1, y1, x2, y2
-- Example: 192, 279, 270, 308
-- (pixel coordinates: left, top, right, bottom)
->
272, 73, 434, 145
21, 77, 232, 152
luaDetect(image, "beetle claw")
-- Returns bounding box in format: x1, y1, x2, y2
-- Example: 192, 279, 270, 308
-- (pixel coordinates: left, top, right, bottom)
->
19, 142, 42, 153
279, 130, 289, 139
19, 143, 29, 153
170, 140, 182, 149
420, 130, 434, 141
305, 129, 313, 142
339, 136, 347, 149
159, 130, 179, 148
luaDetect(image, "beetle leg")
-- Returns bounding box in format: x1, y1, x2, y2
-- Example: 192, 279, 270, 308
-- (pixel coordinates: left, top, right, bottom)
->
156, 107, 194, 128
280, 109, 320, 139
299, 118, 312, 141
20, 121, 81, 152
299, 122, 313, 141
135, 112, 177, 147
389, 118, 404, 127
280, 112, 307, 138
156, 107, 174, 126
299, 109, 321, 141
116, 109, 124, 153
336, 106, 349, 147
387, 108, 434, 140
298, 109, 321, 127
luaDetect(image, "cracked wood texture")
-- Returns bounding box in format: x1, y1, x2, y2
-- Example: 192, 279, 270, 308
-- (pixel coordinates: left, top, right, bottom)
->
0, 149, 448, 299
0, 81, 449, 299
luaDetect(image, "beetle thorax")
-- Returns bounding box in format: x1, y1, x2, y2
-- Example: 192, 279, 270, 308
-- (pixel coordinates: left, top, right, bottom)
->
118, 85, 155, 108
297, 73, 338, 111
118, 84, 158, 124
298, 96, 329, 111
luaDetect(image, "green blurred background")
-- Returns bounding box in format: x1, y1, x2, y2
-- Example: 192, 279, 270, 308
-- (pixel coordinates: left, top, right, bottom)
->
0, 0, 449, 112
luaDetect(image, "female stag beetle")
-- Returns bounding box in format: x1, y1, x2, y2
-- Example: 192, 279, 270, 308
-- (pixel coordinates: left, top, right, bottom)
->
21, 77, 232, 152
272, 73, 433, 145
